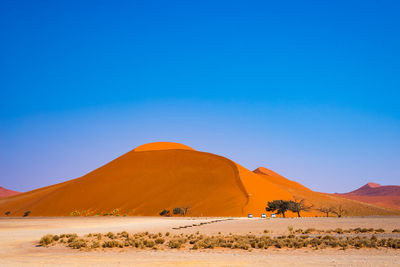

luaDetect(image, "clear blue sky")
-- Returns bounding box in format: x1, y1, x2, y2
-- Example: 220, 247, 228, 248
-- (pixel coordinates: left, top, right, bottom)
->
1, 0, 399, 193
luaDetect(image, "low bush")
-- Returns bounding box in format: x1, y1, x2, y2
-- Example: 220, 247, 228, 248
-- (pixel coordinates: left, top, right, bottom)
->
69, 239, 87, 249
167, 238, 185, 249
155, 238, 165, 244
70, 210, 80, 216
41, 230, 400, 251
91, 241, 100, 248
40, 235, 54, 246
159, 209, 170, 216
106, 232, 115, 239
102, 240, 123, 248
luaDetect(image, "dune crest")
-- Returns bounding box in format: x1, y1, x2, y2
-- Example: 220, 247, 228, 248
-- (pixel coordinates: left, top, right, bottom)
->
133, 142, 195, 152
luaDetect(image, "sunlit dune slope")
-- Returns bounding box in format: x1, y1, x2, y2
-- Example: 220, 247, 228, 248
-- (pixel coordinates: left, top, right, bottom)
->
0, 186, 20, 199
333, 183, 400, 210
0, 144, 248, 216
252, 167, 400, 216
1, 142, 399, 217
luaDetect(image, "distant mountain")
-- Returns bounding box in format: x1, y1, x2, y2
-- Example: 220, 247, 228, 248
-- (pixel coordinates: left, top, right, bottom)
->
0, 186, 20, 199
334, 183, 400, 210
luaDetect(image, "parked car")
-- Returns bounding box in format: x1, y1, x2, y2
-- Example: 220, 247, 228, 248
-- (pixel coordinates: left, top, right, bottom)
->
271, 214, 276, 218
261, 213, 266, 218
248, 214, 253, 218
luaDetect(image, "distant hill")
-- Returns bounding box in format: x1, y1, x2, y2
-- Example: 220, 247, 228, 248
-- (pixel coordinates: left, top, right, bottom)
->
0, 142, 399, 217
0, 186, 20, 199
334, 183, 400, 210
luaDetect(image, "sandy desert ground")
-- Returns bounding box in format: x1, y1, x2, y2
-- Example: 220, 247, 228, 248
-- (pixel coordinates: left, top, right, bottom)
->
1, 216, 399, 267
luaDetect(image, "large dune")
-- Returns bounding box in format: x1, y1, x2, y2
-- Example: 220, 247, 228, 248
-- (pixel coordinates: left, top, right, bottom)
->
1, 142, 399, 217
333, 183, 400, 210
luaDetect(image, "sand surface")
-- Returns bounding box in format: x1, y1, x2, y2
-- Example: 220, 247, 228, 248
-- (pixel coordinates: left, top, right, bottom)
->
1, 216, 399, 266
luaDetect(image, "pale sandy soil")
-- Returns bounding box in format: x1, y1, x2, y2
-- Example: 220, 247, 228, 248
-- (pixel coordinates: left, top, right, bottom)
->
0, 216, 399, 266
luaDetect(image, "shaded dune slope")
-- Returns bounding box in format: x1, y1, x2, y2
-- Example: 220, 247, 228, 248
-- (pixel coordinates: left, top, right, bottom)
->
1, 142, 399, 217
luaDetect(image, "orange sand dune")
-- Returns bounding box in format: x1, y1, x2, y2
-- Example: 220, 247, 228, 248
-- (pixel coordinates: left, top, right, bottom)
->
334, 183, 400, 210
0, 142, 399, 217
0, 186, 20, 199
252, 167, 400, 216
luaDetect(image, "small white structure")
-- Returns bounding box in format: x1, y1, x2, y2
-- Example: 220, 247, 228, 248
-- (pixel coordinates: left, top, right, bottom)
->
261, 213, 266, 218
271, 214, 276, 218
248, 214, 253, 218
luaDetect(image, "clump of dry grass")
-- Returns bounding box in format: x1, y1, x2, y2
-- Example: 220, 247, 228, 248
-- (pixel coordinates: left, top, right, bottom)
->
167, 238, 186, 249
39, 229, 400, 251
293, 227, 388, 234
39, 235, 54, 247
102, 240, 123, 248
69, 239, 87, 249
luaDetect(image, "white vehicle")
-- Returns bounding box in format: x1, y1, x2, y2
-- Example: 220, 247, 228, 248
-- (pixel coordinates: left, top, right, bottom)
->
261, 213, 266, 218
248, 214, 253, 218
271, 214, 276, 218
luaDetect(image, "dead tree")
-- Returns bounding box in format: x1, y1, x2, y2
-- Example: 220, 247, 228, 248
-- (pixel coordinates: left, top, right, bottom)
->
288, 197, 313, 217
333, 205, 346, 218
318, 206, 335, 217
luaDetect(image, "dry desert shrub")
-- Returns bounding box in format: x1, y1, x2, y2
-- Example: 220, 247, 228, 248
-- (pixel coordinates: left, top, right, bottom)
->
167, 238, 186, 249
102, 240, 123, 248
155, 238, 165, 244
69, 210, 80, 216
91, 241, 100, 248
40, 229, 400, 251
39, 234, 54, 246
69, 239, 87, 249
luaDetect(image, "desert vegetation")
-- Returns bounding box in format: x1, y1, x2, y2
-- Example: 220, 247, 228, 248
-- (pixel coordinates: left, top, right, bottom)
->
265, 199, 349, 218
288, 227, 387, 235
38, 228, 400, 251
318, 207, 335, 217
265, 200, 291, 217
70, 210, 81, 216
68, 209, 125, 217
288, 198, 313, 217
159, 206, 190, 217
332, 205, 346, 217
159, 209, 171, 216
173, 206, 190, 216
265, 199, 314, 217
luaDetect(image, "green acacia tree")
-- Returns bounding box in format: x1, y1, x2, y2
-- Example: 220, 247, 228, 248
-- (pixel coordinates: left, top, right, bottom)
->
265, 200, 291, 218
